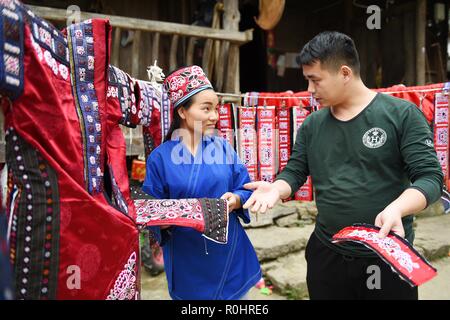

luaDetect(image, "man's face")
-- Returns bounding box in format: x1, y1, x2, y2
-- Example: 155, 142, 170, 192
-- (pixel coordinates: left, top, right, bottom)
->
302, 61, 345, 107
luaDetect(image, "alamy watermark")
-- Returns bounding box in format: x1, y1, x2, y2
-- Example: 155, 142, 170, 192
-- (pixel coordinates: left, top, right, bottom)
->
366, 5, 381, 30
66, 265, 81, 290
366, 265, 381, 290
66, 5, 81, 26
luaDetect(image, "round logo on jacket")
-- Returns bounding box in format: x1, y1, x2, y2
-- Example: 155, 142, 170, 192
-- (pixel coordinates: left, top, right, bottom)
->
362, 127, 387, 148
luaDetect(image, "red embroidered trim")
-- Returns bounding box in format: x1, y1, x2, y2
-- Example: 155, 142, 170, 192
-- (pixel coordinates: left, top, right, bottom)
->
332, 224, 437, 287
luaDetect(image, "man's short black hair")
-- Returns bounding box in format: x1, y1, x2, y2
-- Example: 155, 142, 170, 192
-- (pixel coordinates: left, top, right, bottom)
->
298, 31, 360, 75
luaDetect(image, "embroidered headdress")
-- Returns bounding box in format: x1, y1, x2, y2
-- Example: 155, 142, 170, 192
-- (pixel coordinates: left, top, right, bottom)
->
163, 65, 213, 110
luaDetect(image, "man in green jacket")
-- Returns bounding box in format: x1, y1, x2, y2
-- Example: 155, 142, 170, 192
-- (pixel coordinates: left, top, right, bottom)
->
244, 31, 443, 300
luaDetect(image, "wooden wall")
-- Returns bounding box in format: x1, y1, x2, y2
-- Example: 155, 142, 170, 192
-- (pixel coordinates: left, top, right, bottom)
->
241, 0, 449, 92
22, 0, 200, 80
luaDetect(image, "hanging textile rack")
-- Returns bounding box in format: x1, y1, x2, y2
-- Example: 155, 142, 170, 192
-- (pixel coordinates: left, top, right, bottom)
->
216, 86, 449, 103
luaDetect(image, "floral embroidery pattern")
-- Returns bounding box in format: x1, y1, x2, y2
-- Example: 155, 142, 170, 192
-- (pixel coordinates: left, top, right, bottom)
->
106, 252, 137, 300
163, 65, 212, 109
332, 224, 438, 286
346, 229, 419, 273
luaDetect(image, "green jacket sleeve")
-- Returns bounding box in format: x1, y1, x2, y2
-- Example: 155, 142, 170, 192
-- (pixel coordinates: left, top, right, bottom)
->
401, 105, 443, 206
275, 116, 310, 198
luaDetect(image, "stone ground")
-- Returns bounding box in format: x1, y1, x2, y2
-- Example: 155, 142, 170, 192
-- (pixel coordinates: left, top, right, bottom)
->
140, 201, 450, 300
141, 257, 450, 300
141, 273, 288, 300
420, 256, 450, 300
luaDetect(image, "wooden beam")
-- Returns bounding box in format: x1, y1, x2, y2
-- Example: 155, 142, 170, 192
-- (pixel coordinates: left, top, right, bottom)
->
27, 5, 252, 44
416, 0, 426, 85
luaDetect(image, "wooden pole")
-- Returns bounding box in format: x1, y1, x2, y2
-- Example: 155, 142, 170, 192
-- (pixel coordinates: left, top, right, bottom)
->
152, 33, 160, 64
111, 27, 121, 66
186, 37, 196, 66
131, 30, 141, 78
170, 34, 179, 72
416, 0, 426, 85
223, 0, 240, 93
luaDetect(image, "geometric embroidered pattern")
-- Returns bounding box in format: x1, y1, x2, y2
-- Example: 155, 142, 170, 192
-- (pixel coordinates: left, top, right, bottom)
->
6, 127, 60, 300
134, 198, 229, 244
0, 0, 24, 100
23, 6, 69, 66
68, 20, 104, 194
160, 89, 171, 140
134, 79, 154, 127
108, 65, 136, 128
109, 165, 129, 216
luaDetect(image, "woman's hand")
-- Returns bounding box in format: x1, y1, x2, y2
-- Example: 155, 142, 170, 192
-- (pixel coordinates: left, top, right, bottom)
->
220, 192, 241, 212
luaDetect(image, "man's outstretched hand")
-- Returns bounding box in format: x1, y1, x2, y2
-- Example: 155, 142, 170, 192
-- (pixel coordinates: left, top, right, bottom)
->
243, 181, 281, 214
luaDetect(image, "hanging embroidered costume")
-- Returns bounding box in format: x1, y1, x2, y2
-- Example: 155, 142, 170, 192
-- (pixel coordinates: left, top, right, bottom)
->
142, 65, 261, 300
0, 1, 235, 300
0, 1, 141, 299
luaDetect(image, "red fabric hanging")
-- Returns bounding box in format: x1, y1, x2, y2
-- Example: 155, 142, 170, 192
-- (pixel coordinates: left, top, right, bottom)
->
434, 92, 449, 189
238, 105, 259, 181
217, 103, 235, 148
375, 83, 445, 124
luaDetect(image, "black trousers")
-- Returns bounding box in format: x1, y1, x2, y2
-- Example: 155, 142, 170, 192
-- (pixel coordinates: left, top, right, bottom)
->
305, 232, 418, 300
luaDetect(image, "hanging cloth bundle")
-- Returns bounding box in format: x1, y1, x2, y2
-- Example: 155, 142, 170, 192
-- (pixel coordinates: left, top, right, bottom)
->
254, 0, 286, 30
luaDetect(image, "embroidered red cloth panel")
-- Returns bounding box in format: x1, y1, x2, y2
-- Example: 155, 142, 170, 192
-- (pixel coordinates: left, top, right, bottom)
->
332, 224, 437, 287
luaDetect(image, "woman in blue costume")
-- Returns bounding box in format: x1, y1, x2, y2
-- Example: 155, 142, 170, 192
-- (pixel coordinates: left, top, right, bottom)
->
142, 65, 261, 300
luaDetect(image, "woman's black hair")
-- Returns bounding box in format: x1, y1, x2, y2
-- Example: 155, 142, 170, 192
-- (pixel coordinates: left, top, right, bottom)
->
163, 97, 195, 142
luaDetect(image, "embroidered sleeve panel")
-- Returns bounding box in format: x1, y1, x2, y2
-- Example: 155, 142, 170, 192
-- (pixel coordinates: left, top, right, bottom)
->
134, 80, 163, 157
134, 198, 229, 244
134, 79, 155, 127
107, 65, 137, 128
